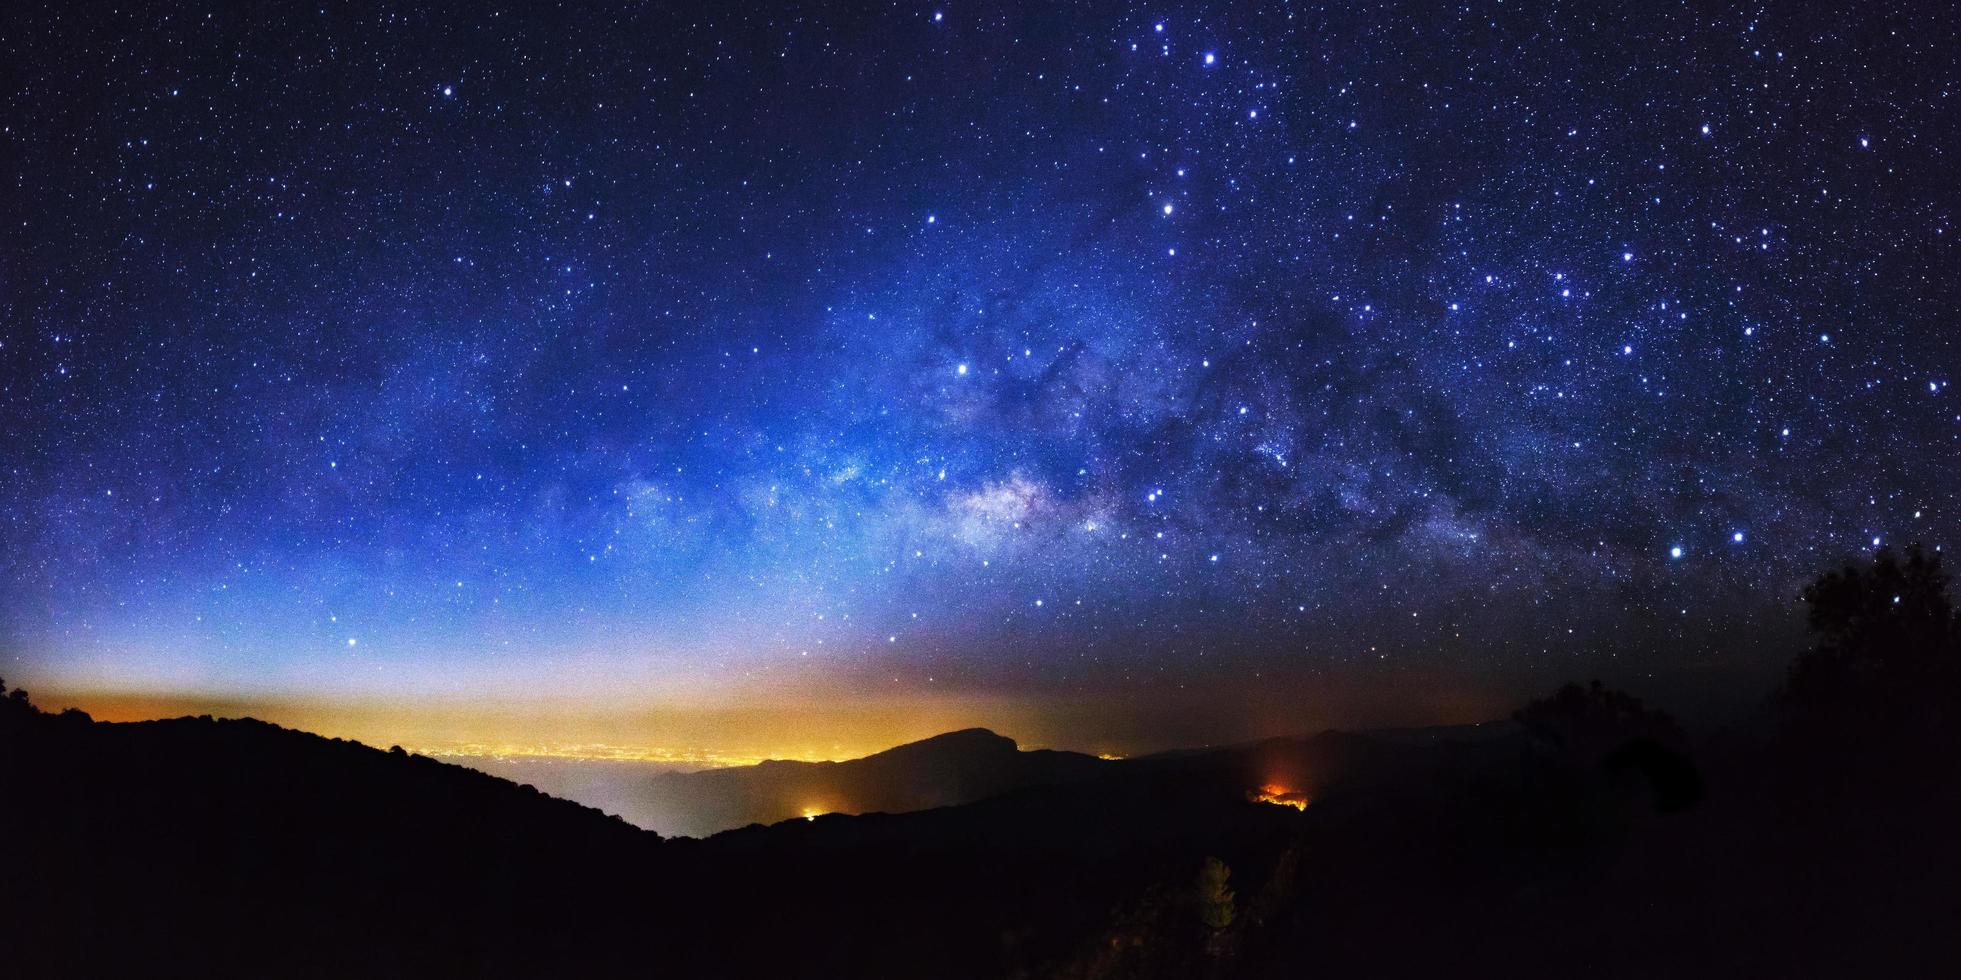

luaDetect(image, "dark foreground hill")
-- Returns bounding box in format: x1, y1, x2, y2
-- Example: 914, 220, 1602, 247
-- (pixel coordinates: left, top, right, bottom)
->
630, 726, 1109, 835
5, 682, 1959, 978
0, 699, 664, 976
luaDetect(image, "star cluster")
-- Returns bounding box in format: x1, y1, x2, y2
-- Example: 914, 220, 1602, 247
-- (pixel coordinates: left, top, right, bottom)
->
2, 0, 1956, 742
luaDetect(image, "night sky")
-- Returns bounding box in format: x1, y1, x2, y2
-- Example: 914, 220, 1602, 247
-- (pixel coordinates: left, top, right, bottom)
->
3, 1, 1956, 758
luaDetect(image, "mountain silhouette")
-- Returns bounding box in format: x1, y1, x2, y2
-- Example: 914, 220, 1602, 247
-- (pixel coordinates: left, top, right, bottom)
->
0, 701, 664, 976
5, 679, 1957, 978
9, 551, 1960, 975
628, 726, 1108, 836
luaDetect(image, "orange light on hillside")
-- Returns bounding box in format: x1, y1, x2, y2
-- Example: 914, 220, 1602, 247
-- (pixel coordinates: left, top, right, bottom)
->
801, 806, 823, 821
1254, 783, 1310, 810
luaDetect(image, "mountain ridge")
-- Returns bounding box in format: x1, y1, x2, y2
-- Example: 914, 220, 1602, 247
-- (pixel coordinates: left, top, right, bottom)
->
7, 682, 1954, 978
632, 724, 1110, 836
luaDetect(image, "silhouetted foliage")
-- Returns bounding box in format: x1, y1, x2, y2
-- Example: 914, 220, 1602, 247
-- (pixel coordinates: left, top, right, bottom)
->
1506, 680, 1704, 858
1783, 545, 1960, 742
0, 676, 40, 724
1514, 680, 1683, 760
1602, 737, 1704, 813
1195, 857, 1235, 930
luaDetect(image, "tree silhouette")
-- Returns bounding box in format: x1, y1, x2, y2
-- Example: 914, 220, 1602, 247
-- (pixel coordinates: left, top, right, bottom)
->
1783, 544, 1960, 741
1195, 857, 1234, 930
1513, 680, 1682, 761
0, 676, 33, 716
1507, 680, 1704, 844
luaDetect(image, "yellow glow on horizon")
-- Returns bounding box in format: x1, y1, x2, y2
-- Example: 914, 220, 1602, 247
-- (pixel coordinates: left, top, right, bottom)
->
29, 674, 1513, 769
407, 743, 814, 768
30, 686, 1085, 768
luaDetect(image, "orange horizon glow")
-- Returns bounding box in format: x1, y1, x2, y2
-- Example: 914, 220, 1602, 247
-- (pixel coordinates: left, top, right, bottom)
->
30, 687, 1059, 767
26, 676, 1512, 769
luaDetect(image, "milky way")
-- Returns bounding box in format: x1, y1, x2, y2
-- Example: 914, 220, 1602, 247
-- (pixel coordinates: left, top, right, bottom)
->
2, 1, 1956, 742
